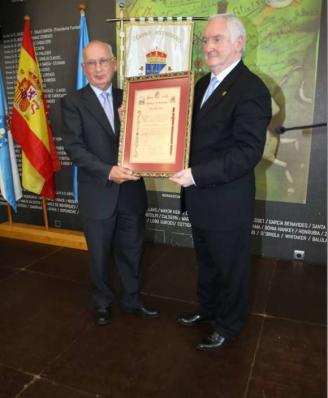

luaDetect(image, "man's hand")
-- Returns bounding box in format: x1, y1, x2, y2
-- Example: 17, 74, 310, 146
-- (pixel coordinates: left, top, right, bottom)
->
118, 105, 125, 123
109, 165, 140, 184
169, 168, 195, 187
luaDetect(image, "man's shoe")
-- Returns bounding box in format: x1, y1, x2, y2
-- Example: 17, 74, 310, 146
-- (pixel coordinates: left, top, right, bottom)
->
196, 330, 229, 351
177, 312, 211, 327
95, 308, 111, 326
122, 305, 160, 319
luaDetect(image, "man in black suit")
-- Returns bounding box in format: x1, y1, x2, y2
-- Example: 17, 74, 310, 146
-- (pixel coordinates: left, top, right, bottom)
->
61, 40, 159, 325
171, 14, 272, 350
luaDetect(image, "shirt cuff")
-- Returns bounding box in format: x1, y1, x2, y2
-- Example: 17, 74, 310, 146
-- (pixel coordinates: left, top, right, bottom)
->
190, 169, 196, 186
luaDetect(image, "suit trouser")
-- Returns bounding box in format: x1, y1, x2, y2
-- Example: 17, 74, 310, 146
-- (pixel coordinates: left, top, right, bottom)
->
191, 224, 251, 339
82, 209, 145, 309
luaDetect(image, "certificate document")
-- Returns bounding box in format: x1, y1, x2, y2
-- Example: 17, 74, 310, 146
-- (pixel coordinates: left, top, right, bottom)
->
118, 72, 194, 177
130, 87, 180, 164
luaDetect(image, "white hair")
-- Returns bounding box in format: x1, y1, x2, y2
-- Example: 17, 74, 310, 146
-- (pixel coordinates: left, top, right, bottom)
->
208, 13, 246, 54
82, 40, 115, 62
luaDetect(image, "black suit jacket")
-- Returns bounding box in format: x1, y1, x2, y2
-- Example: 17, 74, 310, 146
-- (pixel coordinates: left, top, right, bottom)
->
185, 61, 272, 230
61, 84, 147, 220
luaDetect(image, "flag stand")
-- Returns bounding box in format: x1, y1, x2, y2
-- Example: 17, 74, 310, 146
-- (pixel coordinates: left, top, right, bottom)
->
1, 192, 86, 250
0, 214, 87, 250
42, 198, 49, 230
0, 190, 87, 249
0, 189, 88, 250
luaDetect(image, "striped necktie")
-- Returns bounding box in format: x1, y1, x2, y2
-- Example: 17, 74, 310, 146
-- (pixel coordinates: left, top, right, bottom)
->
201, 76, 219, 107
100, 91, 114, 131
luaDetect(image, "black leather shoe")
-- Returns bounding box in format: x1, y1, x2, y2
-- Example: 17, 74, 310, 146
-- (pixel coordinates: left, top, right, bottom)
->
95, 308, 111, 326
196, 330, 229, 351
177, 312, 211, 327
122, 305, 160, 319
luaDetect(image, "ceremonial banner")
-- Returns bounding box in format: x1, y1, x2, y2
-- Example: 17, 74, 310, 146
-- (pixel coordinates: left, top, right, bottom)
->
124, 21, 194, 191
73, 6, 90, 201
0, 68, 22, 211
124, 22, 193, 77
11, 16, 60, 200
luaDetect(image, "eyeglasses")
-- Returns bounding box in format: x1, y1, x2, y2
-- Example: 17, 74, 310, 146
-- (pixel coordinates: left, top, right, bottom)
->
84, 57, 114, 69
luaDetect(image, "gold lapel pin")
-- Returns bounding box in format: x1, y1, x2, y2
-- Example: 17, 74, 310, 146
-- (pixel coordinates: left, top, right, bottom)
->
222, 91, 227, 96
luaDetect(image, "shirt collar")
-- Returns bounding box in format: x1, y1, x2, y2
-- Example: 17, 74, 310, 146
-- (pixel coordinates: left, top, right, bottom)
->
211, 59, 241, 83
90, 84, 113, 98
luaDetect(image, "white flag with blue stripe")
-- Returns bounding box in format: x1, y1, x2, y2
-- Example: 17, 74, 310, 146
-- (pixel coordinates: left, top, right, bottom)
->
73, 7, 90, 201
0, 68, 22, 212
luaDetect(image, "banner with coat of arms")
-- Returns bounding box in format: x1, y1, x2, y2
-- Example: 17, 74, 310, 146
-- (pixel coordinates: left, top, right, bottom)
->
124, 22, 193, 77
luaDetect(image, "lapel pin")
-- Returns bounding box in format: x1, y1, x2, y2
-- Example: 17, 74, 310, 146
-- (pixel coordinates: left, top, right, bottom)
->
222, 91, 227, 96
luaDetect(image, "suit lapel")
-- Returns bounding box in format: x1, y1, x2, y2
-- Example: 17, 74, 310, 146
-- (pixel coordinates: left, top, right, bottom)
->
194, 75, 210, 111
196, 61, 245, 122
112, 88, 121, 137
81, 85, 117, 138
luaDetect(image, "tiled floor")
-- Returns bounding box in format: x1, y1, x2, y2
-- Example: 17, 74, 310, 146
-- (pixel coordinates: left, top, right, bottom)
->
0, 237, 326, 398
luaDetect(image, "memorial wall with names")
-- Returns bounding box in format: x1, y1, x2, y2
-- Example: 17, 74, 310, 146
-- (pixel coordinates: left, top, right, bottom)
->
0, 0, 326, 264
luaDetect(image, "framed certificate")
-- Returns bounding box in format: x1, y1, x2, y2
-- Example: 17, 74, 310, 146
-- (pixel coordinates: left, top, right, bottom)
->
118, 71, 194, 177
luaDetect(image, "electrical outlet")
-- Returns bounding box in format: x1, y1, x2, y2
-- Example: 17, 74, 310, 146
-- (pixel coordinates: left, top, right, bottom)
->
293, 250, 305, 260
54, 219, 62, 228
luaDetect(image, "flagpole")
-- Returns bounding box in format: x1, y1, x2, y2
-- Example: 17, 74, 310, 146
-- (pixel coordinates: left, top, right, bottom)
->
42, 198, 49, 230
118, 2, 125, 89
6, 204, 13, 225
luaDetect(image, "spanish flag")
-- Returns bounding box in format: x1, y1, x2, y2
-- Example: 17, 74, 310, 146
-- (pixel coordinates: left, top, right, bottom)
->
11, 16, 60, 200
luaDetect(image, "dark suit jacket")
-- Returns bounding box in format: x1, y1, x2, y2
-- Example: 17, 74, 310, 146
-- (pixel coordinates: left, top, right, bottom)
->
61, 84, 147, 220
185, 61, 272, 230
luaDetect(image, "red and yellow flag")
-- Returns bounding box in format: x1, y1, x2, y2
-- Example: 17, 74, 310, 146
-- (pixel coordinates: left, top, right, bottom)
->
12, 16, 60, 200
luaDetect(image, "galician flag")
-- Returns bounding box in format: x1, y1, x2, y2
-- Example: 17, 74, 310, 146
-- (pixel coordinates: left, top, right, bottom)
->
0, 68, 22, 211
73, 5, 90, 201
11, 16, 60, 200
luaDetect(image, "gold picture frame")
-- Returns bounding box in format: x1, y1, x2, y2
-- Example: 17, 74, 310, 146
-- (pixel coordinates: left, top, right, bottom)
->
118, 71, 194, 177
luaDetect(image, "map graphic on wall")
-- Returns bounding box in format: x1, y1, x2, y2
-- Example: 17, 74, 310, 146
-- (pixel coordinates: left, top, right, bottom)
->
117, 0, 322, 204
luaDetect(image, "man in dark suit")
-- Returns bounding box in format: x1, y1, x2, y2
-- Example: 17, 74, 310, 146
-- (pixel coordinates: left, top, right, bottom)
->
171, 14, 272, 350
61, 40, 159, 325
